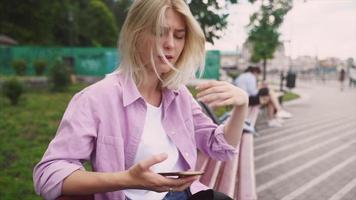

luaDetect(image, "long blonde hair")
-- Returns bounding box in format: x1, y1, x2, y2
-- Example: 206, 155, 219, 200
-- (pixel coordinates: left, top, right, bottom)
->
118, 0, 205, 89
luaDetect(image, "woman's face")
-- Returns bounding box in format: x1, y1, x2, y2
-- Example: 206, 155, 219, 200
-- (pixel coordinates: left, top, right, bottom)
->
139, 8, 186, 76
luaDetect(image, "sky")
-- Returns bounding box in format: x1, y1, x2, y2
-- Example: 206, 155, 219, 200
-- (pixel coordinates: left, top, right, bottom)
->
206, 0, 356, 60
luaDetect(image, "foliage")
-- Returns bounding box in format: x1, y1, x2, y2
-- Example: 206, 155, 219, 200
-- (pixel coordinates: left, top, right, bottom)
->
103, 0, 131, 35
0, 84, 87, 200
0, 0, 55, 45
33, 60, 47, 76
49, 60, 71, 92
1, 77, 24, 105
78, 0, 118, 47
188, 0, 237, 44
187, 85, 232, 117
247, 0, 292, 80
0, 0, 117, 47
227, 70, 241, 80
282, 91, 299, 102
11, 59, 27, 76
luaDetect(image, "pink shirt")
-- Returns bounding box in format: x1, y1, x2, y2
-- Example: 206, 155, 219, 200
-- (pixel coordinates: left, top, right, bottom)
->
33, 72, 238, 200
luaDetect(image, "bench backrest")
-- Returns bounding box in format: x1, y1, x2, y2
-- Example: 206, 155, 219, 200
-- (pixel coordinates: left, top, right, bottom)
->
196, 104, 258, 200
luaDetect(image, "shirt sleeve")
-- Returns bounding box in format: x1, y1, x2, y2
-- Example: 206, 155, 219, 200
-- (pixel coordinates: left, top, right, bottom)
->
246, 76, 258, 96
235, 73, 258, 96
189, 94, 238, 161
33, 90, 98, 200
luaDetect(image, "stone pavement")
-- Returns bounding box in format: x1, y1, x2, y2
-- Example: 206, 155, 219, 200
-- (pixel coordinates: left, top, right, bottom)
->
254, 80, 356, 200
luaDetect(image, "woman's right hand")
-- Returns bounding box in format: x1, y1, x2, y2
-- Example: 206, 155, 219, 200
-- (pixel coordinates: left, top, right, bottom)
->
126, 153, 199, 192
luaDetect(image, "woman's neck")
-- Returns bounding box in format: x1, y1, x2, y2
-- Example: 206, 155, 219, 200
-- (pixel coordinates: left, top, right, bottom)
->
137, 73, 162, 107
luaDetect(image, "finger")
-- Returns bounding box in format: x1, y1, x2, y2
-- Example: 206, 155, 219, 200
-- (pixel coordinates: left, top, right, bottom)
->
139, 153, 168, 170
196, 80, 223, 91
165, 175, 199, 188
209, 98, 234, 108
174, 181, 195, 192
198, 92, 231, 104
171, 176, 199, 191
196, 85, 227, 98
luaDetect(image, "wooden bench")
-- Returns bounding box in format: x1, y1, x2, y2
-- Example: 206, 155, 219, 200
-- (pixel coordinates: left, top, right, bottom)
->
195, 103, 258, 200
57, 104, 259, 200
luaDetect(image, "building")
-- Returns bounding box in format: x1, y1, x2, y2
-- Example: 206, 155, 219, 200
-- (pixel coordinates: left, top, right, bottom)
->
240, 41, 290, 71
220, 50, 239, 69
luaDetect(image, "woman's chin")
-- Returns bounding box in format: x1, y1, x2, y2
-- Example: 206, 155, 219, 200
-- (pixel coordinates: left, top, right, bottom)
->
158, 65, 173, 74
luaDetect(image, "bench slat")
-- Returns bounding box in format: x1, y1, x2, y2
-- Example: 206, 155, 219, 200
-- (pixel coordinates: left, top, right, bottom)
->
237, 131, 257, 200
199, 159, 222, 188
217, 154, 239, 198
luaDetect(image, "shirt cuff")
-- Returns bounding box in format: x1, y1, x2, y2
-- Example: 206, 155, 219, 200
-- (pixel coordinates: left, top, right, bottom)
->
40, 162, 84, 200
211, 124, 239, 160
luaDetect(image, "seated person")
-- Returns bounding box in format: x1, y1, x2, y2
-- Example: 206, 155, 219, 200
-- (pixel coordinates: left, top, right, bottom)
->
32, 1, 249, 200
235, 66, 292, 127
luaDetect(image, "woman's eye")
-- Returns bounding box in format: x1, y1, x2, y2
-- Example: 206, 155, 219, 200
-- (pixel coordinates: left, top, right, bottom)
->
175, 35, 185, 39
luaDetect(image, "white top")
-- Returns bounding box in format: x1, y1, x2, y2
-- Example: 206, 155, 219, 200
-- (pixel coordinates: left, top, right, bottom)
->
234, 72, 258, 96
124, 103, 184, 200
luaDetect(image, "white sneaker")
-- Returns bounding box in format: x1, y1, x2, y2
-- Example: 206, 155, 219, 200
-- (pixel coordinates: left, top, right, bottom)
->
243, 121, 256, 133
268, 119, 283, 127
276, 110, 293, 119
276, 117, 285, 123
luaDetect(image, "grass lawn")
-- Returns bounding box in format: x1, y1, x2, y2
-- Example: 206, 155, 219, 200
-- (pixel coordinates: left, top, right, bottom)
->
0, 84, 87, 200
282, 91, 300, 102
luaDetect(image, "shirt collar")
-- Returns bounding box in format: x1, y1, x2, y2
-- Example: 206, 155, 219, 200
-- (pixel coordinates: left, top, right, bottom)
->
120, 74, 142, 107
119, 73, 180, 107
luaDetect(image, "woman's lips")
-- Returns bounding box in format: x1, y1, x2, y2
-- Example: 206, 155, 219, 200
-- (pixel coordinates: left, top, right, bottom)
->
165, 55, 173, 60
158, 55, 174, 62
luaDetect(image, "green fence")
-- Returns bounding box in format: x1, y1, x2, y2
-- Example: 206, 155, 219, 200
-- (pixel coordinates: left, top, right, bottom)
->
0, 46, 220, 79
0, 46, 118, 76
202, 50, 220, 79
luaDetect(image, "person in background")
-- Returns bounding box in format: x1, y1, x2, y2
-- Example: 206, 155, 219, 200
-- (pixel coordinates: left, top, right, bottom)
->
235, 66, 292, 128
339, 68, 346, 91
349, 65, 356, 87
33, 0, 248, 200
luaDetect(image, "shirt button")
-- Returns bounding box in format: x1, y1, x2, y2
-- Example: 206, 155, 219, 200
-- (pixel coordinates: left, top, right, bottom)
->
185, 152, 189, 157
171, 131, 175, 135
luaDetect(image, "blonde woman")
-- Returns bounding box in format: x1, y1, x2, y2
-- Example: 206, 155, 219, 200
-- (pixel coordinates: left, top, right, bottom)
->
33, 0, 248, 199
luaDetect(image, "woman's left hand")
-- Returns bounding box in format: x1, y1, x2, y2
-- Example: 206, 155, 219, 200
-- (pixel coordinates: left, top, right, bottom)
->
196, 80, 248, 108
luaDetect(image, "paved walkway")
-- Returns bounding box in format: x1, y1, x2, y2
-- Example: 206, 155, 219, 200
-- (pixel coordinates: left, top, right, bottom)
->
254, 81, 356, 200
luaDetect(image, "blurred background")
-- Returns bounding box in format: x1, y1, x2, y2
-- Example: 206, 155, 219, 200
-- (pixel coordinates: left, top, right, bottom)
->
0, 0, 355, 199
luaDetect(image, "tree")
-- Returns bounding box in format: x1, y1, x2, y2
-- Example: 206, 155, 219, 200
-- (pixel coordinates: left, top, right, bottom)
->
0, 0, 117, 47
247, 0, 292, 80
51, 1, 81, 46
0, 0, 55, 45
103, 0, 131, 35
78, 0, 118, 47
188, 0, 238, 44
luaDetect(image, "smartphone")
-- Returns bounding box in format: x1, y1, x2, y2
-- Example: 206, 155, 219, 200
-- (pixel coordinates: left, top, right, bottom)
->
158, 171, 204, 177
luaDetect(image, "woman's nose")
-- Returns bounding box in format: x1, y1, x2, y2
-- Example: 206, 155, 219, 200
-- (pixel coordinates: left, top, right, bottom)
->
163, 34, 174, 49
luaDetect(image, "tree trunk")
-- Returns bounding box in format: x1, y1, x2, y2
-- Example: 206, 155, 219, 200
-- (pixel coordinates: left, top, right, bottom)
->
262, 58, 267, 81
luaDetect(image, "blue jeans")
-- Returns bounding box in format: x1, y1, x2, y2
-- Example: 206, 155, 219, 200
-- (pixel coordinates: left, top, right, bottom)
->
126, 189, 232, 200
125, 189, 191, 200
162, 189, 191, 200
